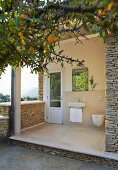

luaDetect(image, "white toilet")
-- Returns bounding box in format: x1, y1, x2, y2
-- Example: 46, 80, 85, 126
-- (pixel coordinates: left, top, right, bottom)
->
92, 114, 105, 127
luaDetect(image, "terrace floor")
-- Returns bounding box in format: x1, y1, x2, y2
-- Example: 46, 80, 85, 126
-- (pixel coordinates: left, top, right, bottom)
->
10, 123, 118, 161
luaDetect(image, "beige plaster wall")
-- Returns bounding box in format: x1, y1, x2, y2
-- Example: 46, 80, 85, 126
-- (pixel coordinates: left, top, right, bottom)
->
64, 90, 105, 126
47, 36, 106, 126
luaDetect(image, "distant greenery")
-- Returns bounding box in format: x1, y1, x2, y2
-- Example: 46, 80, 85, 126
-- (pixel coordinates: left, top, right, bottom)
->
0, 93, 38, 102
21, 96, 38, 101
0, 93, 11, 102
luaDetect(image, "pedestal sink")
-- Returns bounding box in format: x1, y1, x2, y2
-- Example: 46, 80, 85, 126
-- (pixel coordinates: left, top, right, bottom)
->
68, 102, 86, 108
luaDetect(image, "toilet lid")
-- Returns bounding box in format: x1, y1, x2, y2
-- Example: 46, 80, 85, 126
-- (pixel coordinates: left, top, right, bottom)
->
93, 114, 105, 118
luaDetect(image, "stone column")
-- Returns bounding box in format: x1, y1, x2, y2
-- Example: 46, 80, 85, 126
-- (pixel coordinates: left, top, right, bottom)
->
14, 67, 21, 134
105, 35, 118, 152
38, 73, 43, 101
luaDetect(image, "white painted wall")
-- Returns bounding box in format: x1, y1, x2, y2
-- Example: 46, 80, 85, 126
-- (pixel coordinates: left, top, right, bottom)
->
46, 36, 105, 126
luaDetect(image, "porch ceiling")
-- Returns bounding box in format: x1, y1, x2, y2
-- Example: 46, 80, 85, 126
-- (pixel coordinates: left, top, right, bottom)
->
10, 123, 118, 161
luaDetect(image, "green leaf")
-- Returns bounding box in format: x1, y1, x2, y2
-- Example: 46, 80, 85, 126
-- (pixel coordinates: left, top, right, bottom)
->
39, 1, 45, 7
99, 29, 105, 42
98, 0, 111, 8
83, 21, 90, 33
86, 13, 95, 23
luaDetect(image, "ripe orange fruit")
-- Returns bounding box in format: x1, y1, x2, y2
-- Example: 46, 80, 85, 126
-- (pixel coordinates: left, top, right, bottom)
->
100, 1, 114, 16
107, 1, 114, 11
18, 32, 23, 38
29, 46, 35, 52
19, 14, 28, 19
47, 35, 58, 44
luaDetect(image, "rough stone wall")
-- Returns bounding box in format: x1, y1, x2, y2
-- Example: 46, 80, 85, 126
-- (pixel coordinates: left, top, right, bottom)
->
0, 101, 45, 134
0, 104, 10, 141
105, 35, 118, 152
21, 102, 45, 129
38, 73, 43, 101
0, 118, 9, 141
0, 105, 11, 116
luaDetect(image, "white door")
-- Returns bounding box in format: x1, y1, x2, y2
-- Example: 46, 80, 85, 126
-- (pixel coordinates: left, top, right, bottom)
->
47, 71, 63, 124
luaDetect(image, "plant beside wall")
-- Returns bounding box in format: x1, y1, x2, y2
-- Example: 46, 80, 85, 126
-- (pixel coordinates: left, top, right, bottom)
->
89, 76, 98, 91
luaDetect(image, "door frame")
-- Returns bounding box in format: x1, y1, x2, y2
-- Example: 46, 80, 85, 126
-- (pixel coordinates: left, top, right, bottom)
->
44, 70, 63, 124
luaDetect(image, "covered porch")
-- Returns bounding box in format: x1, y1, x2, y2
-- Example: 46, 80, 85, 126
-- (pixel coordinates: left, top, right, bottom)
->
8, 34, 118, 167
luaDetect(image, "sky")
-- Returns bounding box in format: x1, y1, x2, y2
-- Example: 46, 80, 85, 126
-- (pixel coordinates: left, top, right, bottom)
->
0, 66, 38, 97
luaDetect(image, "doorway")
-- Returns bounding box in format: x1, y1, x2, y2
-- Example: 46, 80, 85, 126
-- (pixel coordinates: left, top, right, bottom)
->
46, 71, 63, 124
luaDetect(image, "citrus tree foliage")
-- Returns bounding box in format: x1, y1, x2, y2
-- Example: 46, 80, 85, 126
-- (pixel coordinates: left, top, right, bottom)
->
0, 0, 117, 75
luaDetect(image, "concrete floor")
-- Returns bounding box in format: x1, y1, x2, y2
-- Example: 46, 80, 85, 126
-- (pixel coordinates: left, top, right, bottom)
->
10, 123, 118, 160
0, 143, 117, 170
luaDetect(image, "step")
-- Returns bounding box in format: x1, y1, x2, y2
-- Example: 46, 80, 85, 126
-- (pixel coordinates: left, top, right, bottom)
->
10, 138, 118, 168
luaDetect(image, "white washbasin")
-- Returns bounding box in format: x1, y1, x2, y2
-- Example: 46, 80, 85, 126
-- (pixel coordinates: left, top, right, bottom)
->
68, 102, 86, 108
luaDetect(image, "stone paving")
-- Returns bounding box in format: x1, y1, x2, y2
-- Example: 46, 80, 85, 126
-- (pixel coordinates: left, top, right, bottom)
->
0, 143, 117, 170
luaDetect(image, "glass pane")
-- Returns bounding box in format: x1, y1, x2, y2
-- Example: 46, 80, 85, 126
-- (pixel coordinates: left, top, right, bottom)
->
50, 72, 61, 107
72, 68, 88, 91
